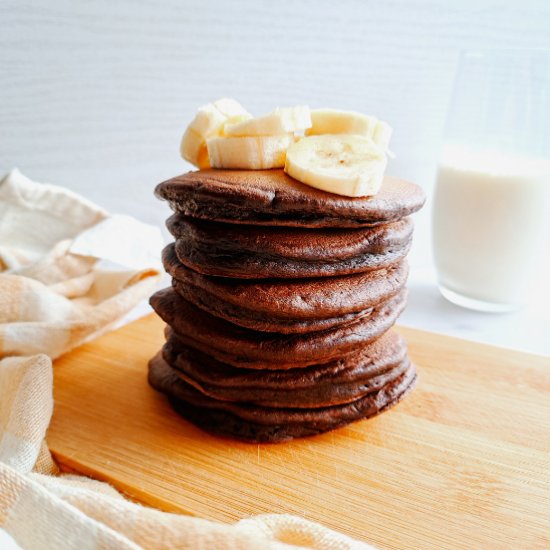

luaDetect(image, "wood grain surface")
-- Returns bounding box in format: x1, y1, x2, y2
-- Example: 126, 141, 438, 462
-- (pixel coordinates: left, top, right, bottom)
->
48, 314, 550, 549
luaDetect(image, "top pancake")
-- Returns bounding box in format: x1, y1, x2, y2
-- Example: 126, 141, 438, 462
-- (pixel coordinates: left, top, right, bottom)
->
155, 169, 426, 228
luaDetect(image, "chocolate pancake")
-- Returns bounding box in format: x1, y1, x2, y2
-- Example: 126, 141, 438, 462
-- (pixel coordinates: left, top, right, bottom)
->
155, 169, 426, 228
162, 330, 410, 408
168, 215, 413, 278
163, 244, 408, 333
150, 287, 407, 369
148, 353, 417, 442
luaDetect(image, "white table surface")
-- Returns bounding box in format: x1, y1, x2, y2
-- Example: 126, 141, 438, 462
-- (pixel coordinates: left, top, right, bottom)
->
402, 267, 550, 357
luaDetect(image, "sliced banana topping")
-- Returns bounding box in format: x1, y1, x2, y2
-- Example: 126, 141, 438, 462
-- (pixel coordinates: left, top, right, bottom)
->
284, 135, 387, 197
180, 100, 391, 196
224, 106, 311, 136
207, 134, 295, 169
180, 98, 250, 168
306, 109, 393, 151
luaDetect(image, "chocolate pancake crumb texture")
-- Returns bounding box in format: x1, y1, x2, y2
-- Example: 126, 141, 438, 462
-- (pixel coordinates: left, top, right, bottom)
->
167, 214, 414, 278
160, 330, 410, 408
163, 243, 409, 333
149, 168, 425, 442
151, 288, 407, 369
156, 169, 425, 227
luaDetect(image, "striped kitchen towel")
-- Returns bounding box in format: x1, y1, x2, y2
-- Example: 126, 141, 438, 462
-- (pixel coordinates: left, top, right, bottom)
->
0, 170, 372, 550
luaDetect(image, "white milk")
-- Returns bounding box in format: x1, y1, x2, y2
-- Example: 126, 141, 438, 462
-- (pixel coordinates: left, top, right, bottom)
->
433, 144, 550, 310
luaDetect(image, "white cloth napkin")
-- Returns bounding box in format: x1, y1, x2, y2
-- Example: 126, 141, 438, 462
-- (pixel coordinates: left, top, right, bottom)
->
0, 169, 373, 550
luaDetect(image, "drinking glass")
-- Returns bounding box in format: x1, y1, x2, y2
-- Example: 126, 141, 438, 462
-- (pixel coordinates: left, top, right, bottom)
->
432, 50, 550, 312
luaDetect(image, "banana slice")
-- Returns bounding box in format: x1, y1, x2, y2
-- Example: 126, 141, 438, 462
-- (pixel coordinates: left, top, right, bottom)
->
284, 135, 387, 197
305, 109, 393, 151
224, 106, 311, 136
207, 134, 294, 169
180, 98, 251, 168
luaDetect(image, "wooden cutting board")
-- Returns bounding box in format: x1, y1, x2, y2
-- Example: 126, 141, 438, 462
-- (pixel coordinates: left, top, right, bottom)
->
49, 314, 550, 550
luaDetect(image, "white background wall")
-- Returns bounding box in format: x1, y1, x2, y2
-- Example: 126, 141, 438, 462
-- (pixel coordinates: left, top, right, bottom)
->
1, 0, 550, 352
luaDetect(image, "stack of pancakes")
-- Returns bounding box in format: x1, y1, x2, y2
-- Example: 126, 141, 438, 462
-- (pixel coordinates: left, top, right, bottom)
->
149, 169, 425, 442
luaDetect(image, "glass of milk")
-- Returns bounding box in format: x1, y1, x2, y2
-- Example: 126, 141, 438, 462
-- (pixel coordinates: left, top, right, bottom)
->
432, 50, 550, 312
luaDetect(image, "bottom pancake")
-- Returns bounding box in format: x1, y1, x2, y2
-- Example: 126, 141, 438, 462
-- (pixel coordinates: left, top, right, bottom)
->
148, 352, 417, 443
